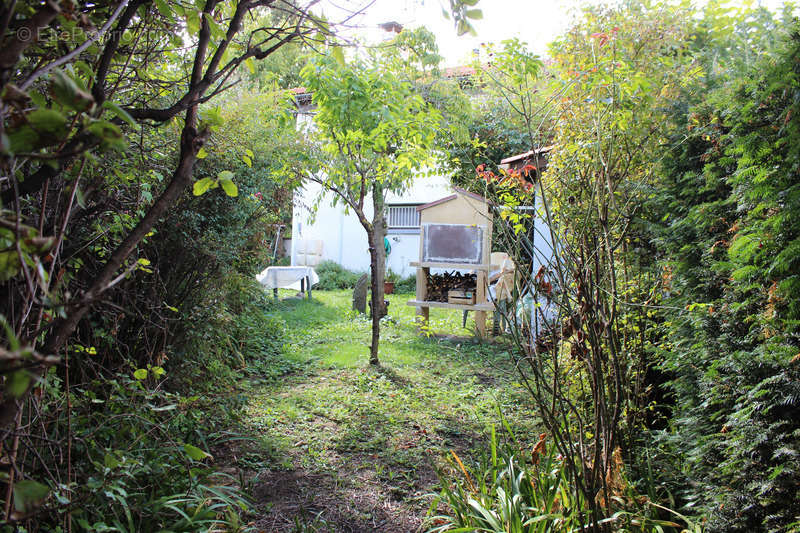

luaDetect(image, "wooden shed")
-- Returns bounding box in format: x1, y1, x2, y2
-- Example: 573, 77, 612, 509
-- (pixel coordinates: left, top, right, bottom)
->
406, 188, 496, 337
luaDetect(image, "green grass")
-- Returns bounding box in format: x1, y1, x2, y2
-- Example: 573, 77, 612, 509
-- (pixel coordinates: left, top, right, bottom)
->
241, 289, 540, 532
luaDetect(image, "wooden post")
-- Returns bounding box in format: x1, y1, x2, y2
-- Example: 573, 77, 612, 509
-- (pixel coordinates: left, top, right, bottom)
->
475, 270, 488, 338
273, 288, 278, 300
306, 275, 312, 300
416, 266, 429, 332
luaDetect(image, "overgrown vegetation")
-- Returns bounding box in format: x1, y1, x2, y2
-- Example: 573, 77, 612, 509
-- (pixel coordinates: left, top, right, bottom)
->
1, 0, 799, 530
649, 17, 800, 529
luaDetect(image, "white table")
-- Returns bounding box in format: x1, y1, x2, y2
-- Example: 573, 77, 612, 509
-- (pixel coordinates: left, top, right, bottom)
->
256, 266, 319, 300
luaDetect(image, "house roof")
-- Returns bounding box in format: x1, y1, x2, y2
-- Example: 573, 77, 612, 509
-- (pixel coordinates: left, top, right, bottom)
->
416, 187, 491, 212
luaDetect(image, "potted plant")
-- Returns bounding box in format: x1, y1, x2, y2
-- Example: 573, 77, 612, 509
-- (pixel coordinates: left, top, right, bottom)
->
384, 269, 398, 295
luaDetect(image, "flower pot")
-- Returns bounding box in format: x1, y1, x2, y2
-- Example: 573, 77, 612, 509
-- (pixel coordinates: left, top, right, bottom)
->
384, 281, 395, 295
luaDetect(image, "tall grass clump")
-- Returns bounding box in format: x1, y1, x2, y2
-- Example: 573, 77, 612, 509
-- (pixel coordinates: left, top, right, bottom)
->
428, 423, 703, 533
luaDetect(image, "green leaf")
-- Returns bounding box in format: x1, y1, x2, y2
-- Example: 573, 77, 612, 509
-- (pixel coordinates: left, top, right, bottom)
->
73, 61, 96, 82
7, 126, 37, 154
245, 57, 256, 74
196, 147, 208, 159
331, 46, 345, 67
104, 453, 121, 469
102, 101, 136, 127
219, 178, 238, 197
51, 69, 94, 111
193, 177, 215, 196
13, 480, 50, 513
204, 12, 225, 40
7, 370, 31, 398
86, 120, 125, 150
465, 9, 483, 19
133, 368, 148, 380
154, 0, 172, 19
183, 443, 212, 461
242, 155, 252, 167
245, 148, 254, 158
186, 10, 200, 34
28, 109, 67, 135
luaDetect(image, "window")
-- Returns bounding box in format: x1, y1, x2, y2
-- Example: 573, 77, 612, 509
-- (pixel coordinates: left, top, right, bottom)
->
387, 204, 421, 230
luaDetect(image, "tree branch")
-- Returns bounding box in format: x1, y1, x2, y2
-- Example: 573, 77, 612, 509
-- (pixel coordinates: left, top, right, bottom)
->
0, 0, 61, 86
19, 0, 132, 91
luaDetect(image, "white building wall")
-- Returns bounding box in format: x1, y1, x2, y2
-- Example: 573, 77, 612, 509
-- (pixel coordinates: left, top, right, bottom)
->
528, 193, 554, 276
291, 174, 452, 277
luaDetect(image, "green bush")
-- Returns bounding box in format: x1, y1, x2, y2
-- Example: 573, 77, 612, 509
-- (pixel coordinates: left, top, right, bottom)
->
24, 368, 249, 532
314, 260, 363, 290
394, 274, 416, 294
647, 21, 800, 531
171, 273, 295, 390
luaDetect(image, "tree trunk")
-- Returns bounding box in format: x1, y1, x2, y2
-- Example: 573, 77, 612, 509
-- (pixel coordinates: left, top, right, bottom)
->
367, 181, 386, 365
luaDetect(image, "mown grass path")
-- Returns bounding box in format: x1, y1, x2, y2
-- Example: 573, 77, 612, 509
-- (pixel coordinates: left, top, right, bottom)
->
242, 290, 539, 532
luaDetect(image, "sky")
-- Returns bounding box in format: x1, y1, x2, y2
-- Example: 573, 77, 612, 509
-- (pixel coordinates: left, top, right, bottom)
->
325, 0, 575, 66
322, 0, 788, 67
355, 0, 578, 65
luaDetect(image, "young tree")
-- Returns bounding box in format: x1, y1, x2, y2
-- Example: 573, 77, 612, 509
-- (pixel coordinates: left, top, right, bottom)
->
465, 3, 701, 526
298, 50, 440, 365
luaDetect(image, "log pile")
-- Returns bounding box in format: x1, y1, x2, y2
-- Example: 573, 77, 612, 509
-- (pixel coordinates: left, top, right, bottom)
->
426, 271, 477, 302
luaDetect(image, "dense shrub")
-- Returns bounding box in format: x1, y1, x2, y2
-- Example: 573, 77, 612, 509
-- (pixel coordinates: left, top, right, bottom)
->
1, 89, 296, 528
19, 367, 249, 531
649, 21, 800, 531
6, 273, 291, 531
314, 260, 364, 290
171, 273, 294, 390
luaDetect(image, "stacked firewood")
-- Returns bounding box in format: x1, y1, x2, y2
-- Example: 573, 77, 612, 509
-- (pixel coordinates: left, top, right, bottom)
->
426, 271, 477, 302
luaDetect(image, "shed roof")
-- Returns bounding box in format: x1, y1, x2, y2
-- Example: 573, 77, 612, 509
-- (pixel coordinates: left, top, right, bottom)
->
499, 145, 554, 166
416, 187, 491, 212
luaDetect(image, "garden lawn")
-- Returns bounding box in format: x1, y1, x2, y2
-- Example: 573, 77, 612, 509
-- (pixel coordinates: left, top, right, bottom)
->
241, 290, 540, 532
